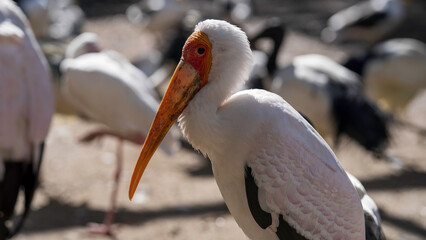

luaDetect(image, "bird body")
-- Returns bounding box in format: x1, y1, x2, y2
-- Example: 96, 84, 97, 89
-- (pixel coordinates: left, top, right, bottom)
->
129, 20, 365, 240
322, 0, 404, 44
61, 35, 179, 154
361, 38, 426, 113
0, 0, 53, 237
17, 0, 84, 40
270, 55, 358, 141
0, 0, 53, 166
188, 89, 364, 240
270, 54, 390, 156
61, 33, 180, 235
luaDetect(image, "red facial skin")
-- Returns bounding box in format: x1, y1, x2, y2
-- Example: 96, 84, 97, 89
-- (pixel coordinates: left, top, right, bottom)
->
182, 31, 212, 88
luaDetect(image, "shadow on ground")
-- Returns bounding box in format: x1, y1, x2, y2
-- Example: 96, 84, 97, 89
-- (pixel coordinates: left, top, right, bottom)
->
380, 209, 426, 239
362, 167, 426, 191
20, 197, 228, 234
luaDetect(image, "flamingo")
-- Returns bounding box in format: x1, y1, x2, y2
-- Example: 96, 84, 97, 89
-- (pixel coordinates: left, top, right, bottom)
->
128, 19, 365, 240
0, 0, 54, 238
60, 32, 180, 235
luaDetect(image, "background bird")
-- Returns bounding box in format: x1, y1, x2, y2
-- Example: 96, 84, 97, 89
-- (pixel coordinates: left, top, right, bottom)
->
321, 0, 406, 44
245, 18, 286, 90
343, 38, 426, 137
60, 32, 180, 235
269, 54, 396, 164
132, 9, 202, 92
344, 38, 426, 114
0, 0, 54, 238
129, 19, 365, 240
14, 0, 85, 40
4, 1, 425, 239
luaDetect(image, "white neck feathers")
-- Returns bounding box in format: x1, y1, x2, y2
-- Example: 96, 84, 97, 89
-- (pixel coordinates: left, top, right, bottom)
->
178, 20, 253, 156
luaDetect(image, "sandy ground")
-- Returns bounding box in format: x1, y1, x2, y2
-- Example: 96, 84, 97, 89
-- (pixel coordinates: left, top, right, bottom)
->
8, 3, 426, 240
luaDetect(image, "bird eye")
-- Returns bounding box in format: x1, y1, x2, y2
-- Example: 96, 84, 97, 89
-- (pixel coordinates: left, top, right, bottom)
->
197, 47, 205, 55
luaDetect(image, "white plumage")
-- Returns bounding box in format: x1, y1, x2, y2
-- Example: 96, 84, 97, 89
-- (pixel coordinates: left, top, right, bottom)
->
362, 38, 426, 114
0, 0, 53, 173
270, 54, 360, 142
0, 0, 53, 236
203, 90, 364, 240
18, 0, 84, 40
129, 20, 365, 240
61, 33, 180, 154
64, 32, 101, 59
269, 54, 394, 165
61, 32, 181, 235
126, 0, 191, 31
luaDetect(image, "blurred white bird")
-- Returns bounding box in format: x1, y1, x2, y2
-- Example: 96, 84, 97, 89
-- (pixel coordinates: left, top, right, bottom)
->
343, 38, 426, 137
126, 0, 193, 32
0, 0, 54, 238
60, 32, 180, 235
129, 19, 365, 240
322, 0, 406, 44
344, 38, 426, 114
16, 0, 84, 40
126, 0, 252, 32
269, 54, 398, 165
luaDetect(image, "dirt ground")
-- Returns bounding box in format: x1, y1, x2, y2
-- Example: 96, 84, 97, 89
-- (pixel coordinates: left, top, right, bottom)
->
9, 2, 426, 240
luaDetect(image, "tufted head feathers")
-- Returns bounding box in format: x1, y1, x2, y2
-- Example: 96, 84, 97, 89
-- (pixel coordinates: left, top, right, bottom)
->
193, 19, 253, 91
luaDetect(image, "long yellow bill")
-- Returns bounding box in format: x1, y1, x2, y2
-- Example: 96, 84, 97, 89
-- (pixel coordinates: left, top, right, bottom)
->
129, 60, 201, 200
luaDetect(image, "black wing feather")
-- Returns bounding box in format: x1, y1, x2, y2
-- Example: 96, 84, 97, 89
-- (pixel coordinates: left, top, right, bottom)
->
245, 166, 309, 240
276, 214, 309, 240
245, 166, 271, 229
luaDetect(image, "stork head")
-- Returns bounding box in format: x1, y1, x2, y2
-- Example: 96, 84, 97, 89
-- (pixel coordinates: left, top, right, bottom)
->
129, 19, 252, 199
65, 32, 102, 59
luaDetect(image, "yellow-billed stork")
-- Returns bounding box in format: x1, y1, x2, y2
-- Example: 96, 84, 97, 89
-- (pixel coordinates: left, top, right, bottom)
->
60, 32, 180, 235
0, 0, 54, 238
128, 19, 365, 240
